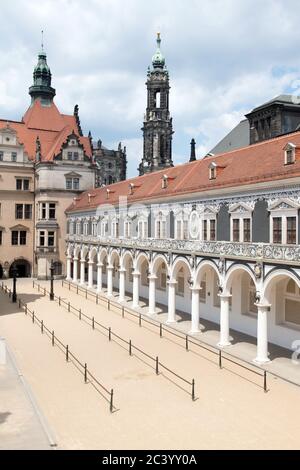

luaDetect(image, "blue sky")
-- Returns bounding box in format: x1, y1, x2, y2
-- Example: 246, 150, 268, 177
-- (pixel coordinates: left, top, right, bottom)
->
1, 0, 300, 176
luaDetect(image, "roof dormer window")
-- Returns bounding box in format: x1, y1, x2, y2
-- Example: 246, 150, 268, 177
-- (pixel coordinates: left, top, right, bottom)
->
161, 174, 168, 189
284, 143, 296, 165
209, 162, 217, 180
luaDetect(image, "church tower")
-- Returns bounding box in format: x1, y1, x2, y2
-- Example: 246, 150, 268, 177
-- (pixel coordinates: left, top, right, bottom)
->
138, 33, 174, 175
29, 46, 56, 106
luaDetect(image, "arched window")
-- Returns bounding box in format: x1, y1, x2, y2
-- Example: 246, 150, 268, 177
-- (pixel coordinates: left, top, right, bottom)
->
285, 279, 300, 325
176, 267, 185, 296
157, 262, 167, 290
53, 261, 62, 276
141, 260, 149, 287
200, 273, 206, 303
249, 279, 257, 314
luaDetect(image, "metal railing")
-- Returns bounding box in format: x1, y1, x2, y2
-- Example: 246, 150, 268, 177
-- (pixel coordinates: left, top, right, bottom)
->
32, 280, 196, 400
0, 282, 115, 412
62, 280, 269, 393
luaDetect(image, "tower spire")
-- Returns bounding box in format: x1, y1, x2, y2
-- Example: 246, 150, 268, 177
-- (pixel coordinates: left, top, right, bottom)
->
189, 138, 196, 162
29, 40, 56, 106
41, 30, 44, 52
138, 34, 173, 176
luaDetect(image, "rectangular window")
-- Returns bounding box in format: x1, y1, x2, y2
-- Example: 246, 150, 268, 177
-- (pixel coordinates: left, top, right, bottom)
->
11, 152, 17, 162
286, 149, 294, 164
66, 179, 72, 190
73, 152, 79, 161
11, 231, 18, 245
16, 179, 22, 190
41, 203, 47, 219
0, 151, 3, 161
243, 218, 251, 242
23, 179, 29, 190
49, 203, 56, 219
203, 220, 207, 241
15, 204, 23, 219
287, 217, 296, 245
67, 152, 72, 160
273, 217, 282, 244
73, 178, 79, 190
39, 231, 45, 246
24, 204, 32, 219
210, 220, 216, 241
183, 220, 189, 240
233, 219, 240, 242
48, 231, 55, 247
20, 231, 26, 245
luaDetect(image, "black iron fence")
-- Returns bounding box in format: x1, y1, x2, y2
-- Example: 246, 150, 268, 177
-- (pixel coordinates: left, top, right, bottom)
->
31, 280, 196, 400
61, 279, 269, 393
0, 282, 115, 412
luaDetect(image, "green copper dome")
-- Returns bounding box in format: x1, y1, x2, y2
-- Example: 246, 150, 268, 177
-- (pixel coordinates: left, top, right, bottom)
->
152, 33, 165, 69
29, 49, 56, 105
34, 51, 51, 74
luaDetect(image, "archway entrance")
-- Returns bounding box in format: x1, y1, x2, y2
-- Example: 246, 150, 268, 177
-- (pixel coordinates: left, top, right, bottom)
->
9, 259, 31, 278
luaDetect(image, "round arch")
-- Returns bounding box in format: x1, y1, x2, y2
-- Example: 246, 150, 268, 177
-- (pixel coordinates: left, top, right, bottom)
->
74, 245, 81, 258
120, 251, 134, 269
170, 256, 192, 281
9, 258, 31, 278
98, 248, 108, 263
263, 269, 300, 304
151, 254, 169, 276
67, 244, 74, 257
224, 263, 257, 296
109, 249, 120, 266
135, 252, 149, 273
80, 245, 89, 259
89, 247, 98, 262
194, 259, 220, 289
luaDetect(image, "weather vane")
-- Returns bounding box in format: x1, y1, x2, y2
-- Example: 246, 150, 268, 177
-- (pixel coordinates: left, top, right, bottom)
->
41, 30, 44, 51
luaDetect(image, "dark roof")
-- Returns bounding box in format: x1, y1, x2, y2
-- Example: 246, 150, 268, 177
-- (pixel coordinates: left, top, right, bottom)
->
249, 94, 300, 113
209, 119, 249, 155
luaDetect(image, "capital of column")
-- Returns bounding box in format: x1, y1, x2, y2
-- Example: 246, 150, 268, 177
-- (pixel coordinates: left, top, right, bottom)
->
189, 286, 201, 292
148, 274, 157, 280
80, 260, 86, 265
255, 303, 271, 312
97, 262, 103, 268
88, 261, 94, 266
219, 293, 232, 300
132, 271, 140, 278
67, 255, 72, 260
107, 265, 114, 271
118, 267, 127, 274
167, 280, 177, 286
73, 257, 78, 262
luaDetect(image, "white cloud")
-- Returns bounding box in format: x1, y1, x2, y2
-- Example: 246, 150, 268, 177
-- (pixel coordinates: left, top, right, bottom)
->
1, 0, 300, 174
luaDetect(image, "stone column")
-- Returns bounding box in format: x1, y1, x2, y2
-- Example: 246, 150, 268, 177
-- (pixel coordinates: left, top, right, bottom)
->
254, 304, 270, 364
80, 260, 86, 285
166, 280, 177, 323
66, 256, 72, 281
88, 261, 94, 289
190, 287, 200, 334
148, 275, 157, 315
97, 263, 103, 293
107, 265, 114, 297
218, 294, 231, 347
73, 257, 78, 283
132, 271, 140, 309
119, 268, 126, 302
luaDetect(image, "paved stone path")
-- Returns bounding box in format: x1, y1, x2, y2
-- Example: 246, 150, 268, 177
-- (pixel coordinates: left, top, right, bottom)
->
1, 278, 300, 449
0, 344, 52, 450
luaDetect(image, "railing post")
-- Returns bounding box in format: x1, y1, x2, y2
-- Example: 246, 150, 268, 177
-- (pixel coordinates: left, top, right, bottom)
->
61, 280, 63, 287
41, 320, 44, 334
85, 289, 87, 299
186, 335, 189, 351
139, 313, 142, 327
109, 327, 111, 341
84, 363, 87, 383
44, 287, 46, 296
52, 330, 55, 346
32, 311, 35, 323
79, 308, 82, 320
69, 282, 71, 291
66, 345, 69, 362
110, 389, 114, 413
122, 306, 124, 318
76, 285, 78, 294
108, 300, 110, 311
219, 349, 222, 369
264, 370, 267, 393
160, 323, 163, 338
68, 302, 70, 312
59, 296, 61, 306
25, 305, 27, 315
129, 339, 132, 356
32, 280, 34, 288
156, 356, 159, 375
18, 299, 21, 308
192, 379, 195, 401
92, 317, 95, 330
96, 294, 98, 305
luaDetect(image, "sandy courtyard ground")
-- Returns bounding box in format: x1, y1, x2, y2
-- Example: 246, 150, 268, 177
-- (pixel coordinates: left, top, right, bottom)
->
0, 278, 300, 450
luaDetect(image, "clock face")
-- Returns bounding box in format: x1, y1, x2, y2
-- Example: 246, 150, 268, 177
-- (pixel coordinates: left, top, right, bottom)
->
189, 211, 199, 239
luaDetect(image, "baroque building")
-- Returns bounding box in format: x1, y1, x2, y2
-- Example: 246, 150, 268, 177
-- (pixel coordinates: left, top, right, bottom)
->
138, 34, 174, 175
93, 139, 127, 187
0, 48, 95, 279
66, 129, 300, 365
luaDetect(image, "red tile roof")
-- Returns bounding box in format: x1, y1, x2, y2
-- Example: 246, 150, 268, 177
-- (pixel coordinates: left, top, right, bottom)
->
67, 130, 300, 213
0, 100, 92, 161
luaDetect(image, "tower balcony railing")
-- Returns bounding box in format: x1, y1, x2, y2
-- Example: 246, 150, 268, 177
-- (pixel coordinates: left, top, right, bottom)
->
65, 234, 300, 264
